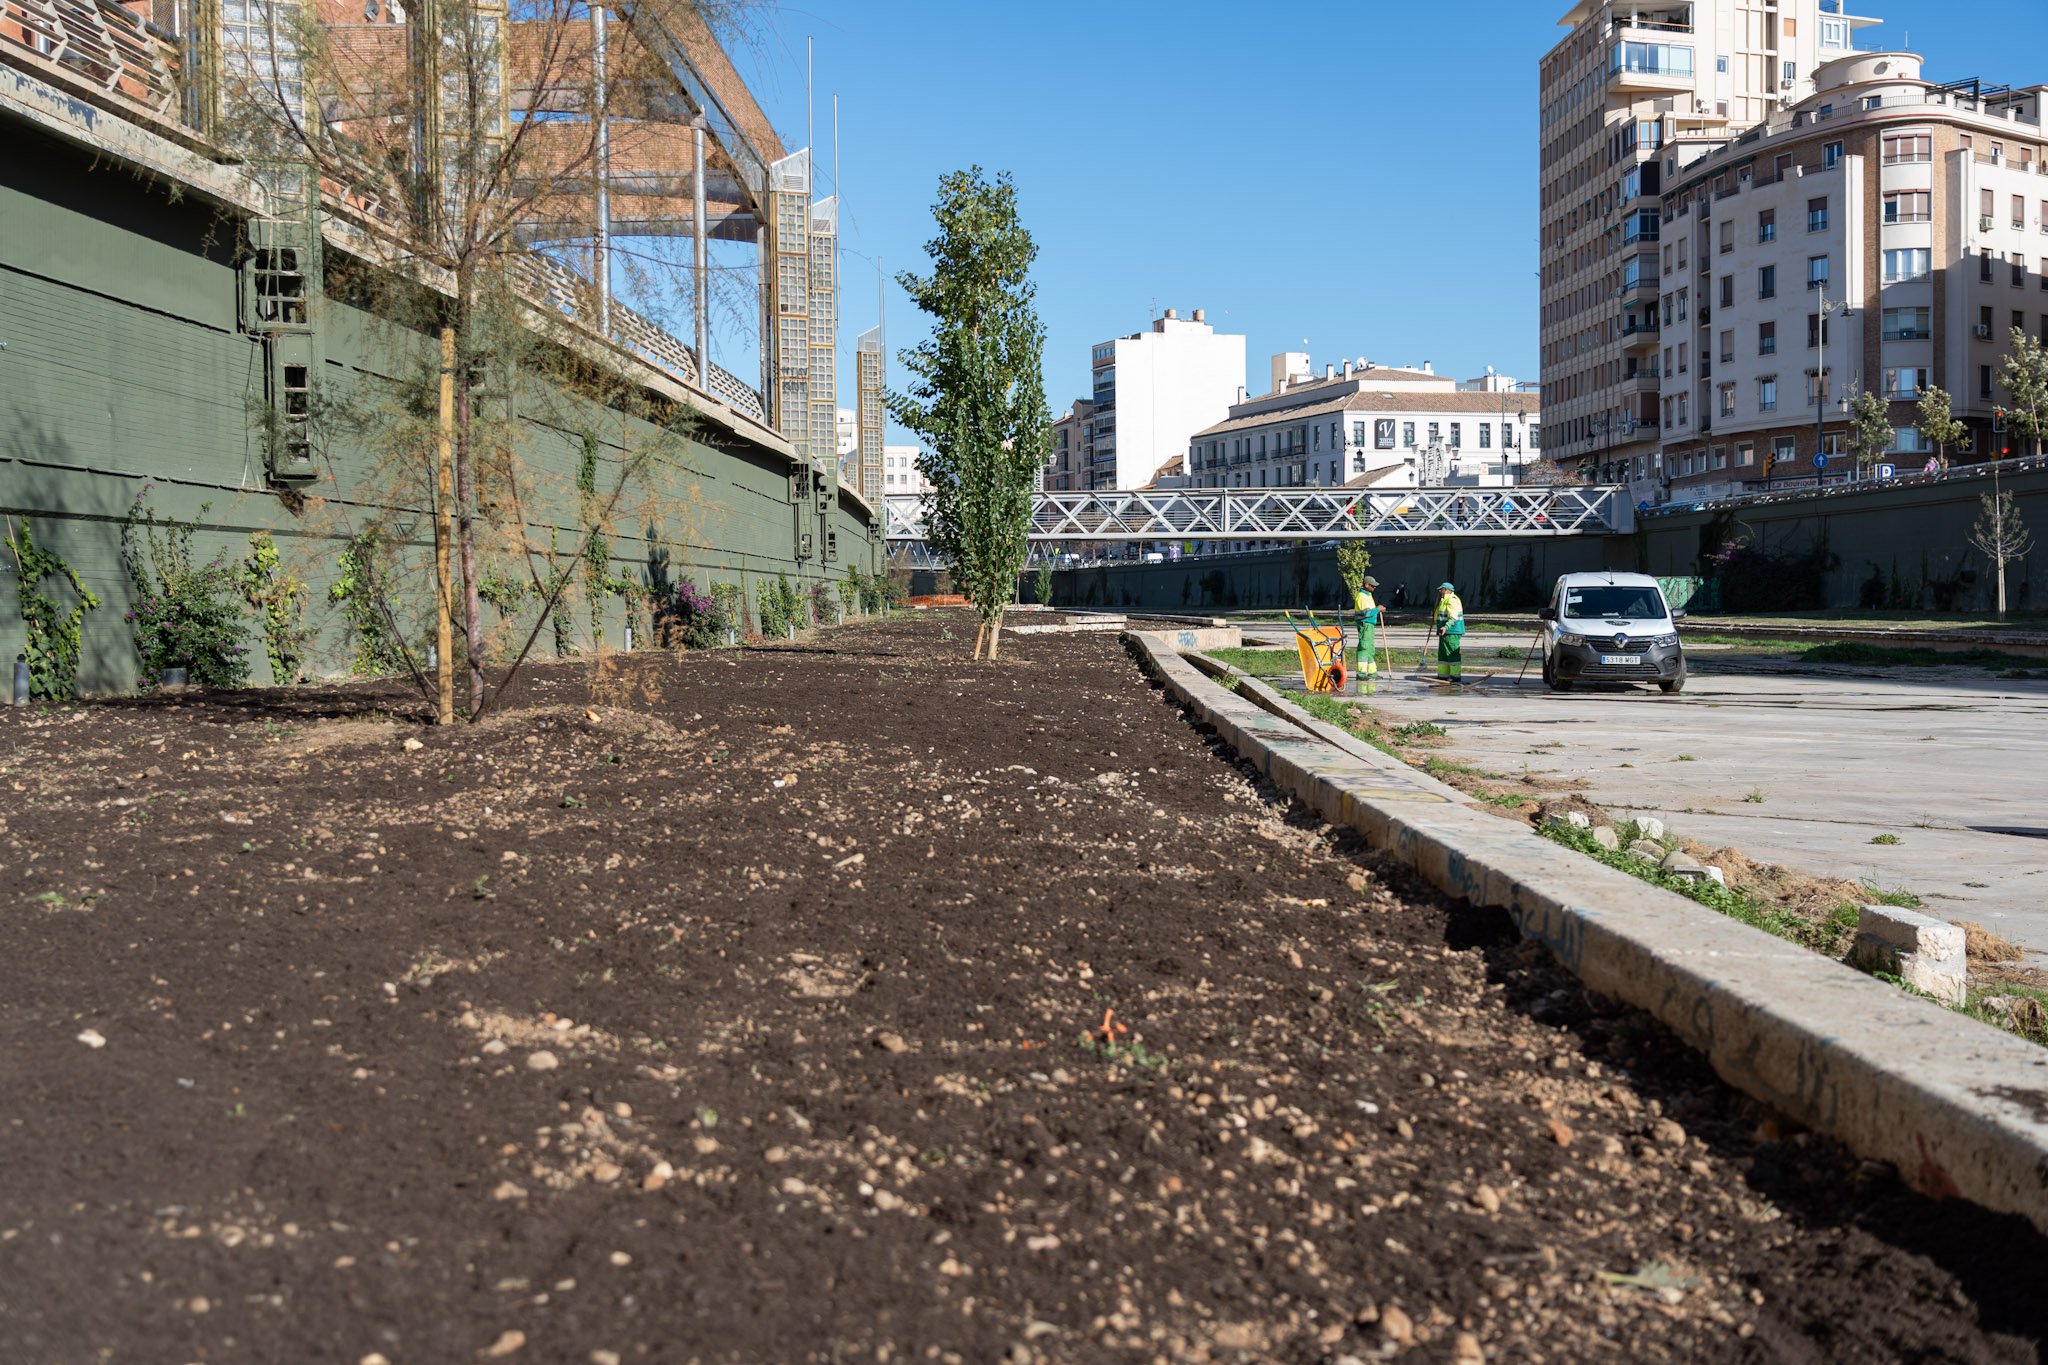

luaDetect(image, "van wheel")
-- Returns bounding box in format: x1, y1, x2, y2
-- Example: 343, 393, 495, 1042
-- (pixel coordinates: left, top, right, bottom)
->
1659, 677, 1684, 694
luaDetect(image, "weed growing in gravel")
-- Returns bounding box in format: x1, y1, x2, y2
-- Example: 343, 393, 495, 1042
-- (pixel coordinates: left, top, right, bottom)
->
1675, 754, 1697, 762
1872, 833, 1902, 845
1392, 722, 1448, 742
1864, 883, 1923, 910
1077, 1033, 1170, 1074
1744, 790, 1766, 803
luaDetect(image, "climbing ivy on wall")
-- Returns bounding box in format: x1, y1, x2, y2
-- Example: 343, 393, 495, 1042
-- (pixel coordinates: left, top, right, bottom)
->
4, 515, 100, 700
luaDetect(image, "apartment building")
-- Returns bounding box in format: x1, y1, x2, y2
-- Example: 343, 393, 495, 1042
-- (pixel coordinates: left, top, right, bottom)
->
1087, 309, 1247, 489
1185, 357, 1541, 491
1539, 0, 1881, 483
881, 445, 933, 495
1647, 52, 2048, 499
1044, 399, 1100, 491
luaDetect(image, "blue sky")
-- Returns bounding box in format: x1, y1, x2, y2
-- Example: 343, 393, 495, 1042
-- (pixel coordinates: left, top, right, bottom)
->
720, 0, 2048, 432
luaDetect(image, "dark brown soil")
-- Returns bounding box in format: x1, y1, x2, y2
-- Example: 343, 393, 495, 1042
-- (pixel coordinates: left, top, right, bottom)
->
2, 611, 2042, 1364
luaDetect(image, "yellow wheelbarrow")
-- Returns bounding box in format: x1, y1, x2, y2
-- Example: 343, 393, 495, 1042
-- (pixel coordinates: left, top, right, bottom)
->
1286, 610, 1348, 693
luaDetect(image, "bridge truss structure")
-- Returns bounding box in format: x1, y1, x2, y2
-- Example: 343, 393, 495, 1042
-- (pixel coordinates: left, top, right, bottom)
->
883, 485, 1633, 565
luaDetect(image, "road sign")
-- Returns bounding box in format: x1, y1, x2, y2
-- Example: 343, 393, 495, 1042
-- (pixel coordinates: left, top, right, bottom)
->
1877, 463, 1896, 479
1812, 452, 1829, 470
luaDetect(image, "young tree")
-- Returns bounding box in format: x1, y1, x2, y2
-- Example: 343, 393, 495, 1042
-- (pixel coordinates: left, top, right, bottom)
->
2000, 328, 2048, 458
889, 168, 1049, 662
1336, 543, 1373, 595
1968, 486, 2034, 621
1845, 387, 1894, 478
218, 0, 751, 714
1916, 386, 1968, 470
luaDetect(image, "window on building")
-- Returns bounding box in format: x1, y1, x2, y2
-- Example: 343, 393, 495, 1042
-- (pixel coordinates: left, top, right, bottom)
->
1403, 421, 1416, 447
1427, 422, 1441, 446
2017, 309, 2029, 335
1807, 313, 1829, 348
1807, 255, 1830, 290
1719, 384, 1736, 417
1759, 320, 1777, 355
1883, 131, 1933, 164
1759, 264, 1777, 298
1677, 288, 1689, 320
1983, 249, 1997, 285
1982, 364, 1995, 399
1883, 190, 1931, 223
1449, 423, 1462, 448
1882, 307, 1931, 340
1884, 248, 1931, 282
1824, 141, 1843, 169
1353, 421, 1367, 446
1808, 197, 1829, 232
1982, 188, 1996, 222
1677, 393, 1689, 427
2017, 257, 2030, 288
1678, 342, 1689, 373
1807, 372, 1829, 406
1895, 368, 1930, 398
1981, 304, 1996, 336
1720, 275, 1734, 308
1759, 377, 1779, 411
1720, 221, 1734, 254
1737, 442, 1755, 466
1478, 423, 1492, 449
1312, 424, 1321, 450
1720, 330, 1734, 363
1758, 208, 1776, 244
2015, 195, 2029, 229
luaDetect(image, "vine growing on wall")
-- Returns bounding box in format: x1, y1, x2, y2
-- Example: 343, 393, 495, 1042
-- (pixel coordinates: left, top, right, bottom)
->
4, 515, 100, 700
238, 531, 311, 685
328, 530, 408, 676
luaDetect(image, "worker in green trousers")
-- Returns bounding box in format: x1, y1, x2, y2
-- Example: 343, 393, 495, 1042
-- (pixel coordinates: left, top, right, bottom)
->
1434, 581, 1466, 682
1352, 576, 1382, 683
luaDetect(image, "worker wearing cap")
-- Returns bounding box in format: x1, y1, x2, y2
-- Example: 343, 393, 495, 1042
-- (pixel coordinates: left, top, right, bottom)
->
1433, 581, 1466, 682
1351, 576, 1382, 681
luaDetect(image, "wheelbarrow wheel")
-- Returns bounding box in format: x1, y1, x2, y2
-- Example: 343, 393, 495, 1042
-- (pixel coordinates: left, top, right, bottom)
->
1324, 660, 1347, 693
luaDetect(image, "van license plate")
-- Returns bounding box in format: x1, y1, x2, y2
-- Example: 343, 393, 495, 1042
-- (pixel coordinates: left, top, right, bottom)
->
1601, 654, 1641, 666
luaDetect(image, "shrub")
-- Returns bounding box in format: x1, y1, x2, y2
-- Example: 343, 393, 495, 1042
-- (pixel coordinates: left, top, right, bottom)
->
328, 529, 409, 675
238, 532, 311, 684
659, 578, 732, 649
122, 495, 251, 690
755, 573, 806, 638
707, 582, 744, 640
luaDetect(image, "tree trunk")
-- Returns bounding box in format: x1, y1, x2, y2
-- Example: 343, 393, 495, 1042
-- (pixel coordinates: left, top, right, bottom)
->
435, 325, 457, 725
1998, 556, 2009, 621
452, 278, 485, 714
987, 614, 1003, 661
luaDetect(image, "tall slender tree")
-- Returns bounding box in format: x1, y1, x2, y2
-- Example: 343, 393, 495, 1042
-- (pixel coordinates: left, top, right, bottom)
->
888, 169, 1049, 661
1844, 387, 1894, 479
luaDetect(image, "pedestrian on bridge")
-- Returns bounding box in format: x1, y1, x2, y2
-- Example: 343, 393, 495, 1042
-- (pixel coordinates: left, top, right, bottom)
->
1433, 581, 1466, 683
1352, 575, 1383, 681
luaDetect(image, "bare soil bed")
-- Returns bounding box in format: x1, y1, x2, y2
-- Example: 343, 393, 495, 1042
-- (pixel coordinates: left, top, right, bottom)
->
2, 612, 2042, 1365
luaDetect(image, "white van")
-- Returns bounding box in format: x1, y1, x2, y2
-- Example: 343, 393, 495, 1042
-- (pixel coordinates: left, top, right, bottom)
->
1537, 571, 1686, 693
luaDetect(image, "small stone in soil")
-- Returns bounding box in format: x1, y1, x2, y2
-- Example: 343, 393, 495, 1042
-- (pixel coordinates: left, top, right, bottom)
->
1471, 1184, 1501, 1213
526, 1051, 559, 1071
1546, 1118, 1575, 1147
76, 1029, 106, 1049
1379, 1304, 1414, 1345
609, 1251, 632, 1266
484, 1329, 525, 1356
1651, 1118, 1687, 1146
875, 1032, 908, 1053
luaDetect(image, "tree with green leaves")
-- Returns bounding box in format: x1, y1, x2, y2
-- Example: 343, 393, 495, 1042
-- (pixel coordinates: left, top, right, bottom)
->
1844, 387, 1895, 479
2000, 328, 2048, 457
4, 516, 100, 700
1336, 543, 1373, 595
1916, 386, 1968, 471
889, 168, 1049, 662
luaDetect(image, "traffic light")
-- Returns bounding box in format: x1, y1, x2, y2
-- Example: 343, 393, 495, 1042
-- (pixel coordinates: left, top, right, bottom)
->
1995, 408, 2010, 455
1762, 447, 1776, 478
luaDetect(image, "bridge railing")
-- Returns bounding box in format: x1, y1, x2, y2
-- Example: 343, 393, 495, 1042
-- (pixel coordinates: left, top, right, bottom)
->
884, 485, 1633, 542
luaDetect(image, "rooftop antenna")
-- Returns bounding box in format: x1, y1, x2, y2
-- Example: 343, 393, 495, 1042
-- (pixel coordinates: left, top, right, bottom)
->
806, 35, 814, 163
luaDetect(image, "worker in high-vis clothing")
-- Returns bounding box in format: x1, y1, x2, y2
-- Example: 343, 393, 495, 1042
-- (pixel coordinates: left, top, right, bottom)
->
1433, 581, 1466, 682
1351, 575, 1382, 682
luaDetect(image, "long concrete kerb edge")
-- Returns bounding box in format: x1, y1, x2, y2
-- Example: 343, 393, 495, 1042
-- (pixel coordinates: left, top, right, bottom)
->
1123, 630, 2048, 1237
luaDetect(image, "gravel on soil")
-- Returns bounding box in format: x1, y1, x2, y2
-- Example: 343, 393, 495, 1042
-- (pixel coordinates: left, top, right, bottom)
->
1, 610, 2042, 1364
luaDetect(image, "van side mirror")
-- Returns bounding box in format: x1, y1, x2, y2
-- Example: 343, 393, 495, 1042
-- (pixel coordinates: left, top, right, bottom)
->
1538, 607, 1557, 621
1671, 608, 1687, 620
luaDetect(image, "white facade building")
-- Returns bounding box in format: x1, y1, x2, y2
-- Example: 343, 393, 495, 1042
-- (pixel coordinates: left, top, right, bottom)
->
1088, 309, 1246, 490
882, 444, 934, 496
1186, 357, 1542, 493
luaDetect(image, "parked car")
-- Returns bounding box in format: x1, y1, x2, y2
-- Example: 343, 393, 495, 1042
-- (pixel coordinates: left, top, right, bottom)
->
1538, 571, 1685, 693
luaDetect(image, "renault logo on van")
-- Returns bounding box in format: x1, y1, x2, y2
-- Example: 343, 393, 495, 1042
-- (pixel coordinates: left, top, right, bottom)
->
1612, 633, 1630, 651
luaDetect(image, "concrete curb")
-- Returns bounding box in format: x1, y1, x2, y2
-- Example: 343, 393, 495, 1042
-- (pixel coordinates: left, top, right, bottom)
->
1125, 630, 2048, 1237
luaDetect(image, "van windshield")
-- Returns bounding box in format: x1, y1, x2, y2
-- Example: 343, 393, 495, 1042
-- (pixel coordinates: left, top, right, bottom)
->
1563, 585, 1667, 620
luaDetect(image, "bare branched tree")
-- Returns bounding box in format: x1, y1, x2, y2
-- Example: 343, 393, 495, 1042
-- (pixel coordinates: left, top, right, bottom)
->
1968, 483, 2034, 622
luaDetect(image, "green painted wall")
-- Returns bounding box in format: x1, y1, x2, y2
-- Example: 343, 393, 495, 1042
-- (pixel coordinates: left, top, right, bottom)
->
0, 120, 882, 694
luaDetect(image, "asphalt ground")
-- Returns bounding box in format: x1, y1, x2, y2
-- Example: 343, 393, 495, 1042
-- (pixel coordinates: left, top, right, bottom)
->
1246, 626, 2048, 963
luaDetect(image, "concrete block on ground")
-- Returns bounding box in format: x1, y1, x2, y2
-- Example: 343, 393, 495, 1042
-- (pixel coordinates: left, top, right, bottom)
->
1636, 817, 1666, 841
1592, 826, 1620, 851
1659, 850, 1709, 881
1850, 906, 1968, 1006
1131, 626, 1241, 651
1626, 839, 1665, 861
